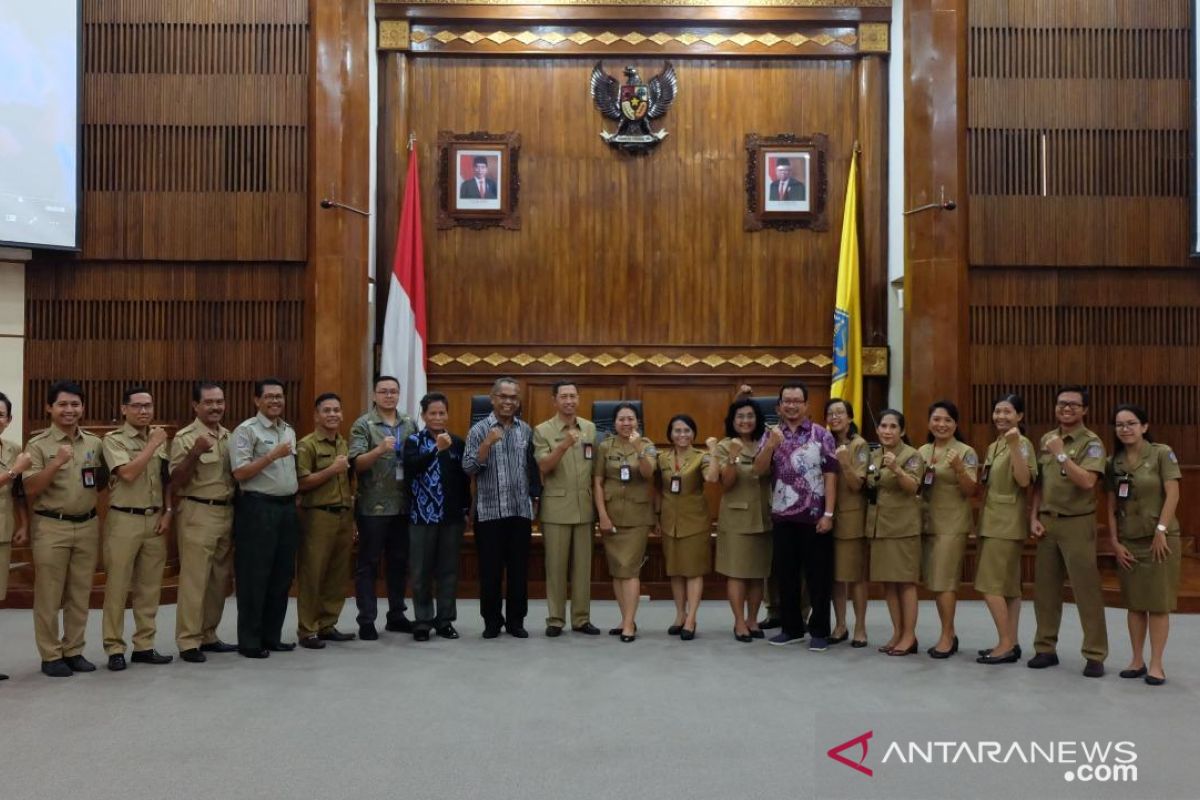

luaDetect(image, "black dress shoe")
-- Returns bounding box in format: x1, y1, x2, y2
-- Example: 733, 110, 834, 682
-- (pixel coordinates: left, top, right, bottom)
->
358, 625, 379, 641
482, 626, 501, 639
608, 627, 622, 636
436, 624, 459, 640
828, 632, 849, 645
0, 673, 8, 680
667, 625, 683, 636
267, 642, 296, 652
928, 636, 959, 659
619, 632, 636, 643
107, 654, 127, 672
413, 629, 431, 642
571, 623, 601, 635
679, 628, 696, 641
1144, 674, 1166, 686
64, 655, 96, 673
1083, 659, 1105, 678
238, 647, 270, 659
179, 648, 207, 663
734, 631, 753, 643
200, 640, 238, 653
384, 616, 414, 633
508, 626, 529, 639
977, 648, 1020, 665
1027, 652, 1060, 669
299, 636, 326, 650
41, 659, 73, 678
1119, 667, 1147, 679
850, 639, 868, 648
545, 626, 563, 638
887, 641, 918, 657
759, 616, 782, 630
318, 629, 356, 642
131, 649, 173, 665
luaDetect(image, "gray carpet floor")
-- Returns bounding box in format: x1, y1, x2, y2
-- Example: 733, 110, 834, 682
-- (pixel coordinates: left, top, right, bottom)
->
0, 598, 1196, 800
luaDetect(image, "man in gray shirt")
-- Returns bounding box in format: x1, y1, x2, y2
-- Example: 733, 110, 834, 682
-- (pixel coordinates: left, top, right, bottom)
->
464, 377, 536, 639
230, 378, 299, 659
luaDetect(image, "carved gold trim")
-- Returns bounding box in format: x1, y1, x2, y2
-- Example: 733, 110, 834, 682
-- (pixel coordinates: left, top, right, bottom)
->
379, 1, 888, 6
379, 20, 410, 50
406, 28, 857, 49
862, 346, 888, 376
428, 351, 839, 370
857, 21, 889, 53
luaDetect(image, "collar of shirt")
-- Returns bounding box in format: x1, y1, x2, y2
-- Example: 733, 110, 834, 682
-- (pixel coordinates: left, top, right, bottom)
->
118, 422, 147, 441
781, 418, 813, 438
256, 412, 289, 431
186, 418, 230, 440
48, 425, 84, 442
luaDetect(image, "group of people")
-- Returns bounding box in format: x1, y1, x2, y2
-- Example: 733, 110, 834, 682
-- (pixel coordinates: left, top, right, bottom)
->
0, 378, 1183, 687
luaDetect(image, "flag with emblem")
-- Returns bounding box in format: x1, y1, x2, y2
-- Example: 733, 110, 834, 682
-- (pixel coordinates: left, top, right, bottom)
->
380, 148, 428, 421
831, 149, 862, 414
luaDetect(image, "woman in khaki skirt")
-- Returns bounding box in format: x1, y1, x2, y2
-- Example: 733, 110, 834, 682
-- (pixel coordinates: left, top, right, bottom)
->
826, 398, 869, 647
865, 409, 924, 656
974, 394, 1037, 665
0, 391, 33, 681
1106, 404, 1181, 686
593, 403, 656, 642
917, 401, 978, 659
656, 414, 712, 641
705, 398, 772, 642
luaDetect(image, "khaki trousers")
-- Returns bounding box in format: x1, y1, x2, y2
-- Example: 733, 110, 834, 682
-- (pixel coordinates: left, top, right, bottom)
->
1033, 513, 1109, 662
297, 507, 352, 638
542, 522, 594, 628
32, 516, 99, 661
175, 500, 234, 650
102, 511, 167, 655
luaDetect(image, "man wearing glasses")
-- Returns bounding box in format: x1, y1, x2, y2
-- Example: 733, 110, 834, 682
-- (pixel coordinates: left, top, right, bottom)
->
349, 375, 417, 640
1027, 385, 1108, 678
464, 377, 536, 639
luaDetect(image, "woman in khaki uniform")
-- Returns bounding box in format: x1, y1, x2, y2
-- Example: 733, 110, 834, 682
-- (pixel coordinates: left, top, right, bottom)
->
594, 403, 656, 642
1105, 404, 1181, 686
975, 394, 1037, 665
826, 398, 869, 647
0, 391, 32, 682
655, 414, 712, 640
705, 398, 771, 642
918, 401, 978, 659
865, 409, 924, 656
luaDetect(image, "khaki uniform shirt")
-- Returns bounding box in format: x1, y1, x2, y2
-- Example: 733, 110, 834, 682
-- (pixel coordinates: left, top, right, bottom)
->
349, 407, 416, 516
714, 437, 771, 535
231, 413, 298, 496
0, 439, 19, 543
297, 432, 353, 509
533, 416, 596, 525
918, 440, 978, 536
1037, 426, 1105, 516
594, 435, 656, 528
103, 423, 167, 509
1106, 443, 1182, 539
25, 425, 105, 515
169, 419, 234, 501
865, 443, 923, 539
978, 434, 1038, 541
656, 447, 711, 538
833, 436, 869, 540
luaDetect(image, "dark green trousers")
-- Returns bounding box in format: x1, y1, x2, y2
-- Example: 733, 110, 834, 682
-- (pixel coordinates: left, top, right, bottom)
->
234, 492, 299, 650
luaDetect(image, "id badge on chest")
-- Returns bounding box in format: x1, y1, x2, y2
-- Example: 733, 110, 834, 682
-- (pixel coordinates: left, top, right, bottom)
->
1116, 475, 1131, 499
395, 463, 405, 481
583, 442, 594, 460
980, 464, 992, 485
669, 475, 681, 494
922, 466, 935, 487
81, 466, 97, 489
619, 464, 631, 483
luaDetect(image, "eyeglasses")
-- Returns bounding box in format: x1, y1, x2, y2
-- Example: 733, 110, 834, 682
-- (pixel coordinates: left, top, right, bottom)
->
1113, 422, 1140, 430
1055, 401, 1083, 410
124, 403, 153, 411
826, 410, 847, 418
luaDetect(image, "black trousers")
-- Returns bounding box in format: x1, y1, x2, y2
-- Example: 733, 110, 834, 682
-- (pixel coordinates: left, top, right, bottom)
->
354, 514, 409, 626
771, 520, 833, 639
474, 517, 532, 629
233, 492, 300, 650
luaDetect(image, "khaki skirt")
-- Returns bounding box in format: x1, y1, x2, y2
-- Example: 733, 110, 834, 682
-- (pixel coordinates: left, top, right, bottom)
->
922, 532, 968, 593
973, 536, 1024, 598
663, 532, 712, 578
715, 530, 772, 580
869, 536, 920, 583
603, 525, 651, 579
834, 537, 869, 583
1118, 535, 1181, 613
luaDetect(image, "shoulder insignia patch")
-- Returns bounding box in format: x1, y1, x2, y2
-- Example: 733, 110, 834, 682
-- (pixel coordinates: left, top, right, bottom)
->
904, 456, 920, 471
964, 452, 978, 467
1086, 443, 1102, 458
1168, 449, 1178, 463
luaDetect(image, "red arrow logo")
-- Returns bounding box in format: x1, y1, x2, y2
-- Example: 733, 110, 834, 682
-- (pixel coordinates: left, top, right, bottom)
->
827, 730, 874, 777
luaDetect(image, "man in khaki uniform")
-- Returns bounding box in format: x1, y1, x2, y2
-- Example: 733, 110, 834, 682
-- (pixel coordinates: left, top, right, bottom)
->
1028, 385, 1109, 678
1, 390, 33, 682
101, 386, 174, 671
533, 381, 600, 637
295, 392, 355, 649
23, 380, 105, 678
170, 381, 238, 663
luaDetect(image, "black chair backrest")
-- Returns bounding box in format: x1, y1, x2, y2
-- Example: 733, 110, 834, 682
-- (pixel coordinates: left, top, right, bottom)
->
592, 400, 644, 442
751, 396, 780, 428
470, 394, 522, 428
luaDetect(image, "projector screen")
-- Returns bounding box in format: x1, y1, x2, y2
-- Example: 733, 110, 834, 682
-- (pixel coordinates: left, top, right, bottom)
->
0, 0, 80, 250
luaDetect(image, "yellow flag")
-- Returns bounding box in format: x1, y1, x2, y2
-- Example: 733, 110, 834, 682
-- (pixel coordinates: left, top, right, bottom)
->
830, 151, 862, 415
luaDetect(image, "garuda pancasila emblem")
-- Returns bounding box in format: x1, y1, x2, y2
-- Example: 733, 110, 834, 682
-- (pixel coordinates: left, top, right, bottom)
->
589, 62, 677, 153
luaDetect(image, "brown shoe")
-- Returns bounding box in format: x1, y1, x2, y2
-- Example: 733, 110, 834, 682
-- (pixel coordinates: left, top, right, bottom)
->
299, 636, 326, 650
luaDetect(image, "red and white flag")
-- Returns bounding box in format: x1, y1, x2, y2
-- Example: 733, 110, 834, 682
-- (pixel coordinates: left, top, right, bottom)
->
380, 150, 428, 421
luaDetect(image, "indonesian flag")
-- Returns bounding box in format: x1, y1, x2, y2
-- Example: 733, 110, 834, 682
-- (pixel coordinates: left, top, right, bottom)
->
380, 150, 428, 421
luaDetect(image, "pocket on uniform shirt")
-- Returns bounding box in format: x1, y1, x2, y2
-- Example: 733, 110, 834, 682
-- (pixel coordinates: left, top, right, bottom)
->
989, 493, 1016, 505
199, 453, 219, 464
542, 488, 567, 498
726, 501, 750, 510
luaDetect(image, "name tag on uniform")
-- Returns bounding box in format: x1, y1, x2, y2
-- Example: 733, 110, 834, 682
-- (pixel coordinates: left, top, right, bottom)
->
669, 475, 681, 494
922, 466, 935, 487
980, 464, 992, 485
619, 464, 631, 483
81, 467, 97, 488
395, 464, 405, 481
1116, 476, 1131, 499
583, 443, 594, 460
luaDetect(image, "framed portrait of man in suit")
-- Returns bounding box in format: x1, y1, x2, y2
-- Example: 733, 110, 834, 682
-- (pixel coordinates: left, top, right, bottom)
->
437, 131, 521, 230
744, 133, 828, 232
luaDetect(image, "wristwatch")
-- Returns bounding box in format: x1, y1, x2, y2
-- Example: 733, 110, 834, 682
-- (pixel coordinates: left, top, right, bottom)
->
1055, 453, 1069, 464
823, 511, 834, 518
1156, 523, 1168, 533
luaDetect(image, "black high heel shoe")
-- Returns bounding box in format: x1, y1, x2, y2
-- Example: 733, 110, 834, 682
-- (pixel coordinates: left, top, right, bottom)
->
668, 625, 683, 636
679, 628, 696, 641
928, 636, 959, 659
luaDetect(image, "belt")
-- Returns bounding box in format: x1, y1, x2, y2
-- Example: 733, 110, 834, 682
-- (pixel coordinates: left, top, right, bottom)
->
35, 509, 97, 523
242, 491, 297, 505
311, 504, 351, 514
110, 505, 161, 516
183, 496, 232, 507
1038, 510, 1093, 519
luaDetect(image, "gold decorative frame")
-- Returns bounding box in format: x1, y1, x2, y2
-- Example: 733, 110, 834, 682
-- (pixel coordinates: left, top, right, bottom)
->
428, 350, 837, 370
378, 1, 889, 6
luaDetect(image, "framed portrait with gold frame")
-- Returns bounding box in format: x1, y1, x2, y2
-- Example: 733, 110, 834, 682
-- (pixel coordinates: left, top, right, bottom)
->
436, 130, 521, 230
744, 133, 829, 232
